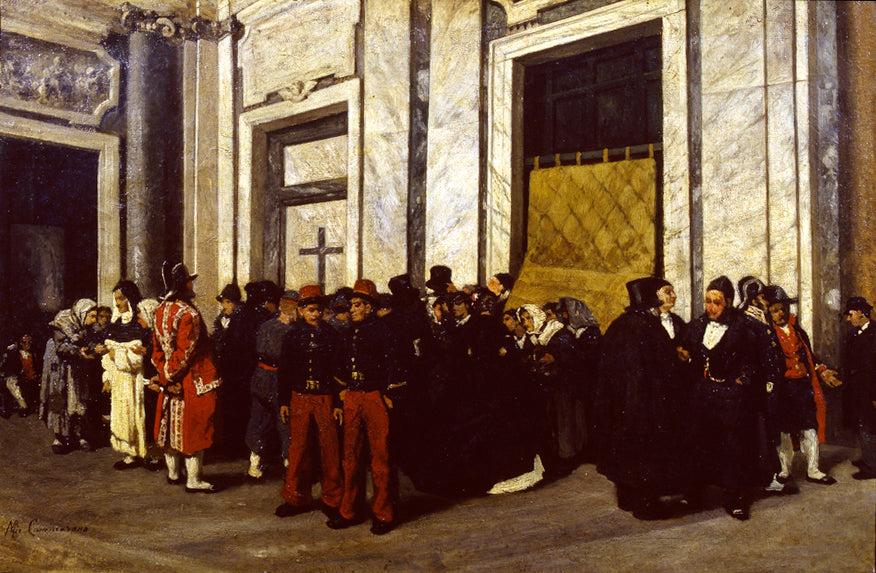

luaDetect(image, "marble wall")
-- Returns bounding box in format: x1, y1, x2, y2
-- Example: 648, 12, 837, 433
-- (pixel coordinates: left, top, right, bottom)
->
285, 201, 348, 293
700, 0, 815, 324
424, 0, 482, 287
238, 0, 358, 107
361, 0, 412, 287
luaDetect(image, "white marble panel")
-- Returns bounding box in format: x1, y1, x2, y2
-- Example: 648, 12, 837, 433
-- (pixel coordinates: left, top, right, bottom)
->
701, 87, 769, 283
0, 112, 120, 307
284, 136, 348, 186
766, 83, 799, 294
766, 0, 794, 85
426, 0, 481, 286
701, 0, 765, 93
660, 10, 691, 319
217, 35, 237, 291
285, 201, 347, 293
361, 0, 410, 286
239, 0, 358, 107
794, 0, 814, 329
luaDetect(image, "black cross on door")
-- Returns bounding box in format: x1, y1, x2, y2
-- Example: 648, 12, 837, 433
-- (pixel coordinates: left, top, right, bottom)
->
299, 227, 343, 292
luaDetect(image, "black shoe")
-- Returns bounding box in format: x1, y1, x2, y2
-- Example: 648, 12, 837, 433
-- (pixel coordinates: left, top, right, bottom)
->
632, 499, 671, 521
775, 474, 792, 484
51, 443, 69, 455
852, 459, 866, 468
727, 506, 749, 521
319, 502, 340, 521
806, 475, 837, 485
370, 519, 396, 535
142, 458, 164, 472
275, 503, 310, 518
852, 470, 876, 480
167, 476, 185, 485
113, 459, 141, 470
326, 515, 359, 530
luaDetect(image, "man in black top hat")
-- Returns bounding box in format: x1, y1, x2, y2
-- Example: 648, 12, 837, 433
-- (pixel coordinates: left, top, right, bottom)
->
840, 296, 876, 479
764, 285, 839, 486
426, 265, 455, 295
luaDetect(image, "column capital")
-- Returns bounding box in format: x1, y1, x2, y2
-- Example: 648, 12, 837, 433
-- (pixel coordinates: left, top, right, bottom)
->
120, 2, 243, 44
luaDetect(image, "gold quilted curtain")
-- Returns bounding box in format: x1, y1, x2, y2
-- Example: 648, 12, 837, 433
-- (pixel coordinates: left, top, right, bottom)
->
507, 157, 657, 331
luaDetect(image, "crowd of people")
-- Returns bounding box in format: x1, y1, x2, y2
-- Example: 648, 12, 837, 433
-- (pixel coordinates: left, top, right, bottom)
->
1, 262, 875, 533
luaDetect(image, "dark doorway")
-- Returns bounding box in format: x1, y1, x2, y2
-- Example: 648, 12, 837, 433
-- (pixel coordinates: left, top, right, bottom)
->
518, 31, 663, 274
0, 137, 99, 340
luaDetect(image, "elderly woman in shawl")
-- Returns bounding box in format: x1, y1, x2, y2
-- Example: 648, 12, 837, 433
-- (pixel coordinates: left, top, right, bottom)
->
102, 279, 161, 470
41, 298, 98, 454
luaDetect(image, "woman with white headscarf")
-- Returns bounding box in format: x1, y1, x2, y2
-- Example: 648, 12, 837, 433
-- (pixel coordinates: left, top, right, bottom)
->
102, 279, 160, 470
41, 298, 97, 454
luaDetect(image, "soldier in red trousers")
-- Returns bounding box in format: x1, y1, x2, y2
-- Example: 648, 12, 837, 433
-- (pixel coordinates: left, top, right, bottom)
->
327, 279, 402, 535
275, 285, 343, 519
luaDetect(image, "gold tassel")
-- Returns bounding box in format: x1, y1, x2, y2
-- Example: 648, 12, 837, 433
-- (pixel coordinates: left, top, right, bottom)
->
603, 148, 608, 162
649, 143, 654, 158
555, 153, 561, 166
625, 146, 630, 161
576, 152, 581, 165
534, 156, 540, 170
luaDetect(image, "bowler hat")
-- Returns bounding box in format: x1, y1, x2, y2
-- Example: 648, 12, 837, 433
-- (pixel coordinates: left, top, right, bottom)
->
216, 283, 242, 304
845, 296, 873, 315
298, 285, 325, 307
426, 265, 453, 292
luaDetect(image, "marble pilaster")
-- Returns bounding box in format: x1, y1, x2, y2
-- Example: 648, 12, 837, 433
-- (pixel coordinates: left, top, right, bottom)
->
182, 39, 221, 308
361, 0, 411, 286
216, 33, 237, 291
425, 0, 482, 287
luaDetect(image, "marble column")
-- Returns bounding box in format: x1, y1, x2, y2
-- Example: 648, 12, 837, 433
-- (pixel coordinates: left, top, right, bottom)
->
362, 0, 411, 287
425, 0, 482, 287
126, 31, 184, 298
837, 2, 876, 302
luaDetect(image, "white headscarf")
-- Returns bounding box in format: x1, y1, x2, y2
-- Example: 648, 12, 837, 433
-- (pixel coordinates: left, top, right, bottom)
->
137, 298, 160, 330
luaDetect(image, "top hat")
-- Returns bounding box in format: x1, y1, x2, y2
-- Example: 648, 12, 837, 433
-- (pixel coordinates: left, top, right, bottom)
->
706, 276, 735, 306
162, 261, 197, 297
494, 272, 515, 292
625, 277, 664, 310
426, 265, 453, 292
216, 283, 242, 304
298, 285, 325, 307
844, 296, 873, 315
351, 279, 378, 303
389, 274, 419, 304
763, 285, 798, 307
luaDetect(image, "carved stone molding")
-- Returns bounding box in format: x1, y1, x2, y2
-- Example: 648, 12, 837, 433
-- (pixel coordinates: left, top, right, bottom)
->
120, 3, 243, 43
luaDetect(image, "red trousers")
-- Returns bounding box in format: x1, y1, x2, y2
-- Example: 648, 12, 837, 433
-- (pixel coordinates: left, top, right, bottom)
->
281, 393, 342, 509
339, 390, 394, 523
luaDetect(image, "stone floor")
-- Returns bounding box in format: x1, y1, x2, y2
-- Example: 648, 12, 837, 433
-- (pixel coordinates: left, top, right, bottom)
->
0, 414, 873, 572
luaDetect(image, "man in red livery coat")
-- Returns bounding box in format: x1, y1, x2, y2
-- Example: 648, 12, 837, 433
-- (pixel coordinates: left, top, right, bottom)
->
327, 279, 401, 535
764, 285, 840, 486
151, 262, 222, 493
275, 285, 343, 519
